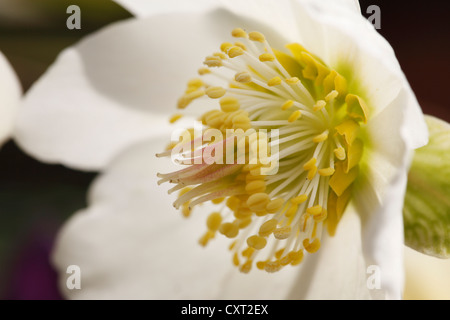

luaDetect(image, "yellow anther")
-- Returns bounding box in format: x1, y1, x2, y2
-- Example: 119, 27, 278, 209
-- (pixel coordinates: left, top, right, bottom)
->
203, 56, 223, 67
198, 230, 215, 247
226, 196, 241, 211
245, 180, 266, 194
256, 261, 266, 270
219, 222, 239, 238
213, 52, 227, 59
291, 194, 308, 205
303, 157, 316, 171
288, 110, 302, 123
237, 217, 252, 229
235, 71, 252, 83
289, 250, 304, 266
233, 252, 240, 266
306, 205, 323, 216
281, 100, 294, 110
234, 41, 247, 50
220, 42, 233, 52
247, 193, 270, 212
211, 197, 224, 204
242, 247, 255, 258
227, 46, 245, 58
231, 28, 247, 38
239, 260, 253, 273
318, 167, 335, 176
313, 131, 329, 143
273, 226, 291, 240
247, 235, 267, 250
275, 248, 285, 259
182, 203, 191, 217
267, 76, 282, 86
248, 31, 265, 42
313, 100, 326, 112
205, 86, 226, 99
334, 147, 346, 160
198, 67, 211, 75
264, 260, 282, 273
280, 254, 293, 266
325, 90, 339, 102
187, 78, 203, 88
285, 204, 298, 218
266, 198, 285, 213
232, 114, 250, 125
313, 208, 327, 222
206, 212, 222, 231
303, 238, 321, 253
177, 90, 205, 109
169, 113, 183, 124
307, 166, 317, 180
346, 94, 369, 124
258, 218, 278, 237
259, 53, 275, 62
285, 77, 299, 84
220, 96, 240, 112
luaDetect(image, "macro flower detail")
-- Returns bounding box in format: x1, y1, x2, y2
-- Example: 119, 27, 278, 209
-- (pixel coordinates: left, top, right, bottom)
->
157, 28, 371, 273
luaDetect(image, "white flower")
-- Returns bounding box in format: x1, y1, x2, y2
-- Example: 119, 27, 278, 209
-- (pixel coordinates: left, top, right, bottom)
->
0, 51, 21, 146
15, 0, 428, 299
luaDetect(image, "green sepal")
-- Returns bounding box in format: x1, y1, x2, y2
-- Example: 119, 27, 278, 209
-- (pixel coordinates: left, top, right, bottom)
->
403, 115, 450, 258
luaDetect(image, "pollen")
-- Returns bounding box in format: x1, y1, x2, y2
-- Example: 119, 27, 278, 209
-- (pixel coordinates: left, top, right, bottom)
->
158, 27, 369, 274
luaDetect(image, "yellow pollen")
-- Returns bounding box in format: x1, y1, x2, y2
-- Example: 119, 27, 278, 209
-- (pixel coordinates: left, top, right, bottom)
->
264, 261, 282, 273
245, 180, 266, 194
325, 90, 339, 102
259, 53, 275, 62
198, 67, 211, 75
281, 100, 294, 110
247, 235, 267, 250
219, 222, 239, 238
177, 90, 205, 109
306, 205, 323, 216
248, 31, 265, 42
235, 71, 252, 83
187, 78, 203, 88
291, 194, 308, 205
318, 167, 335, 176
206, 212, 222, 231
273, 226, 291, 240
285, 204, 298, 217
203, 56, 223, 67
265, 198, 285, 213
220, 42, 233, 52
303, 157, 316, 171
239, 260, 253, 273
267, 76, 282, 86
285, 77, 299, 84
258, 219, 278, 237
234, 41, 247, 50
247, 193, 270, 212
313, 100, 326, 112
231, 28, 247, 38
288, 110, 302, 122
312, 131, 328, 143
289, 250, 304, 266
169, 113, 183, 124
227, 46, 245, 58
213, 52, 227, 59
313, 208, 327, 222
205, 86, 226, 99
334, 147, 346, 160
219, 96, 240, 112
303, 238, 321, 253
307, 166, 317, 180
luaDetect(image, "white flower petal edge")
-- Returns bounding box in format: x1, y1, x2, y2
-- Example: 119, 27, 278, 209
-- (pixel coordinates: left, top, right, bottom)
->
113, 0, 219, 18
52, 136, 303, 299
0, 51, 21, 145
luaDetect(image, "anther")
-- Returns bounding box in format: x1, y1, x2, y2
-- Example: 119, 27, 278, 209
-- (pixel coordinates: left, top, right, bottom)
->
288, 110, 302, 122
267, 76, 282, 86
205, 86, 226, 99
235, 71, 252, 83
227, 46, 245, 58
247, 235, 267, 250
313, 100, 326, 112
259, 53, 275, 62
281, 100, 294, 110
231, 28, 247, 38
248, 31, 265, 42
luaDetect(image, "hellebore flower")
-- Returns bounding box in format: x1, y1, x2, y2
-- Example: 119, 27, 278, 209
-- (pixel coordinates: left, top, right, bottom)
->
15, 0, 433, 299
0, 51, 21, 146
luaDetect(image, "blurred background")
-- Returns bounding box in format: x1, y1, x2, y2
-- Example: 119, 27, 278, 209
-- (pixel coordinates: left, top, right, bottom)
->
0, 0, 448, 299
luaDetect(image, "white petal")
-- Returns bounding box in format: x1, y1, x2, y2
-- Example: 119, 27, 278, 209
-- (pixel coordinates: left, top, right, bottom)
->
353, 89, 418, 300
223, 205, 371, 300
15, 10, 281, 170
113, 0, 219, 17
52, 137, 300, 299
0, 51, 21, 145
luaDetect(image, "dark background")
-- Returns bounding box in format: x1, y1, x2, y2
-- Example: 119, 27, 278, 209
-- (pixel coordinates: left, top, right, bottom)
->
0, 0, 448, 299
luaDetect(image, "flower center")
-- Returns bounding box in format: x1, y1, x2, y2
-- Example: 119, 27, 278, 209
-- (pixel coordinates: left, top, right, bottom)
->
157, 28, 369, 273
